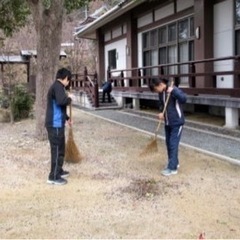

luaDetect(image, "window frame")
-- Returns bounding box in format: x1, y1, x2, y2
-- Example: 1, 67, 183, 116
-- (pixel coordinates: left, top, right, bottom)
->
142, 16, 195, 82
108, 49, 117, 70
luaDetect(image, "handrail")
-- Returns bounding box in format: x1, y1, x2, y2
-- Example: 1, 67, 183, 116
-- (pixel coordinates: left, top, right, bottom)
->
109, 55, 240, 73
86, 75, 95, 86
71, 67, 99, 107
107, 55, 240, 97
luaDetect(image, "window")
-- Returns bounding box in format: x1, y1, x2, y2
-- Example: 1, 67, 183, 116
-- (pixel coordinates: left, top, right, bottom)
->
178, 19, 188, 40
108, 49, 117, 70
150, 30, 158, 47
142, 16, 194, 86
236, 0, 240, 25
190, 17, 194, 37
236, 30, 240, 54
168, 23, 177, 42
235, 0, 240, 54
159, 27, 167, 44
143, 32, 150, 49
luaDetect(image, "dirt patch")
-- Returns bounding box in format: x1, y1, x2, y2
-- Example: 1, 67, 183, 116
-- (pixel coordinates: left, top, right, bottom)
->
0, 108, 240, 239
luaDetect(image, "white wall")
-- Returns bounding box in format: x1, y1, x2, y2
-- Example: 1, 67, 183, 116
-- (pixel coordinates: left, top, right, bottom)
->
214, 0, 234, 88
137, 12, 153, 28
155, 3, 174, 21
177, 0, 194, 12
104, 38, 127, 79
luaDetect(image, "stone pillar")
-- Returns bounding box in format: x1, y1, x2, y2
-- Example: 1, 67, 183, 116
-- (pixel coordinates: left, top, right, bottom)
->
225, 107, 239, 128
133, 98, 140, 110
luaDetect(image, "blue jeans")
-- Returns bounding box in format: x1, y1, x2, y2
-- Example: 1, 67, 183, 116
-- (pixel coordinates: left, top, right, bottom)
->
165, 125, 183, 170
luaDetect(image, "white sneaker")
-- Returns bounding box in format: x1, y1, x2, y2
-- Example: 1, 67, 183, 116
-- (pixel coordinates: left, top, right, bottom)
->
161, 168, 178, 176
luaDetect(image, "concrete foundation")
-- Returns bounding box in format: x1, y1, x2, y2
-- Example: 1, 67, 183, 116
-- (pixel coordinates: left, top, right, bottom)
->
224, 107, 239, 129
133, 98, 140, 110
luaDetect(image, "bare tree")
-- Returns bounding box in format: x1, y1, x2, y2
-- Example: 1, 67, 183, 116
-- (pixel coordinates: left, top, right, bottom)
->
26, 0, 66, 140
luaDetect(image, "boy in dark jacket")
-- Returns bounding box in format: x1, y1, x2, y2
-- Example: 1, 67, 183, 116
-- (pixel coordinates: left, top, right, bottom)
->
45, 68, 73, 185
102, 80, 112, 103
149, 78, 187, 176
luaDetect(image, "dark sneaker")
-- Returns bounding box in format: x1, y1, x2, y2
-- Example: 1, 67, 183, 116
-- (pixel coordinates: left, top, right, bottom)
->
161, 168, 178, 176
61, 170, 69, 178
47, 177, 67, 185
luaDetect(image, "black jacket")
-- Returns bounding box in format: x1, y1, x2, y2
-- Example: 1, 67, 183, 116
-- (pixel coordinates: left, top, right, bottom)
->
45, 80, 71, 128
159, 87, 187, 126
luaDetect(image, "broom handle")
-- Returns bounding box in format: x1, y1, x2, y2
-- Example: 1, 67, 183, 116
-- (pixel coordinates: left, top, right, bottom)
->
68, 88, 72, 121
69, 102, 72, 120
155, 80, 174, 134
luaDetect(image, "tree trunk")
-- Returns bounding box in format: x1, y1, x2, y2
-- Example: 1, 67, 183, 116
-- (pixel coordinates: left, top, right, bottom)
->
27, 0, 65, 140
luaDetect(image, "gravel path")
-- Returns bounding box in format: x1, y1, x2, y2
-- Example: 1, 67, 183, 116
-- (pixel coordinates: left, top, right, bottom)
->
78, 108, 240, 162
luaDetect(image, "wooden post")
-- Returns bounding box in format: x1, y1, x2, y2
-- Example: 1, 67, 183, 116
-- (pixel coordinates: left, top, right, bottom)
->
138, 68, 141, 87
120, 70, 124, 87
84, 67, 88, 81
189, 63, 196, 88
94, 71, 98, 83
94, 81, 99, 108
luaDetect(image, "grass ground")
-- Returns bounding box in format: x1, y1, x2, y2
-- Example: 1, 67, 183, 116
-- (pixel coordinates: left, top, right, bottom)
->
0, 108, 239, 239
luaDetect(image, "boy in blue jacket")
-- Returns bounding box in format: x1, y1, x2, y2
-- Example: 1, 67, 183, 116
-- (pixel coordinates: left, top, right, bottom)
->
149, 78, 187, 176
45, 68, 73, 185
102, 80, 112, 103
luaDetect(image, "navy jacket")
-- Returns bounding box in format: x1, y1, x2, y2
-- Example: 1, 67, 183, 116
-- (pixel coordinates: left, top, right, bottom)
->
159, 87, 187, 126
102, 81, 112, 92
45, 80, 71, 128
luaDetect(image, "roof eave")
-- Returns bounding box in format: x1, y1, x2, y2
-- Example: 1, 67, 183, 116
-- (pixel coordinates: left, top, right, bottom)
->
74, 0, 144, 39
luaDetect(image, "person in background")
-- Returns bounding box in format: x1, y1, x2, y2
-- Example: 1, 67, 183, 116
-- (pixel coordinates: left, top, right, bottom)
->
45, 68, 73, 185
149, 78, 187, 176
102, 79, 112, 103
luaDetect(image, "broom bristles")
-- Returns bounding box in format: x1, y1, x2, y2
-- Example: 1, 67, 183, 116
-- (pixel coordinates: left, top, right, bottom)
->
65, 128, 83, 163
139, 137, 158, 157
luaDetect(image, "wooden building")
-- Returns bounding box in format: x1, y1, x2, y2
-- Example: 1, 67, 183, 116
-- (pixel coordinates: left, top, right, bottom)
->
74, 0, 240, 128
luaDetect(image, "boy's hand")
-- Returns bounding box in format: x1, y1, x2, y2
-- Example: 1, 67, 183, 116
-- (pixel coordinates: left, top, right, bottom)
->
68, 93, 74, 99
67, 119, 72, 126
158, 113, 164, 120
167, 86, 174, 93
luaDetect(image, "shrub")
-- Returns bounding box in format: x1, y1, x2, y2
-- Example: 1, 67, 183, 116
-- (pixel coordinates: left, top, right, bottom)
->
0, 89, 9, 109
11, 84, 34, 121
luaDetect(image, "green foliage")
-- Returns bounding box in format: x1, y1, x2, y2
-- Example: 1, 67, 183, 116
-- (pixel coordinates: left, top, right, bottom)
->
0, 0, 92, 37
64, 0, 91, 14
0, 0, 30, 37
43, 0, 51, 9
11, 84, 34, 121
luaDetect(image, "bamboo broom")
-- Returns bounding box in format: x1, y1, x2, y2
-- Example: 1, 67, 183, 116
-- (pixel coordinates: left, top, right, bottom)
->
65, 99, 83, 163
140, 81, 174, 157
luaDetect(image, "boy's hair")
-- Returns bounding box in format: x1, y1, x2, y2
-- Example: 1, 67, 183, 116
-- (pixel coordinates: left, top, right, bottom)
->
149, 78, 169, 92
56, 68, 72, 81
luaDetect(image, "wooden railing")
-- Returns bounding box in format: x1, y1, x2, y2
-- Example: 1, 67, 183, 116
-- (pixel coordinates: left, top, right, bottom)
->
71, 67, 99, 107
107, 56, 240, 98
